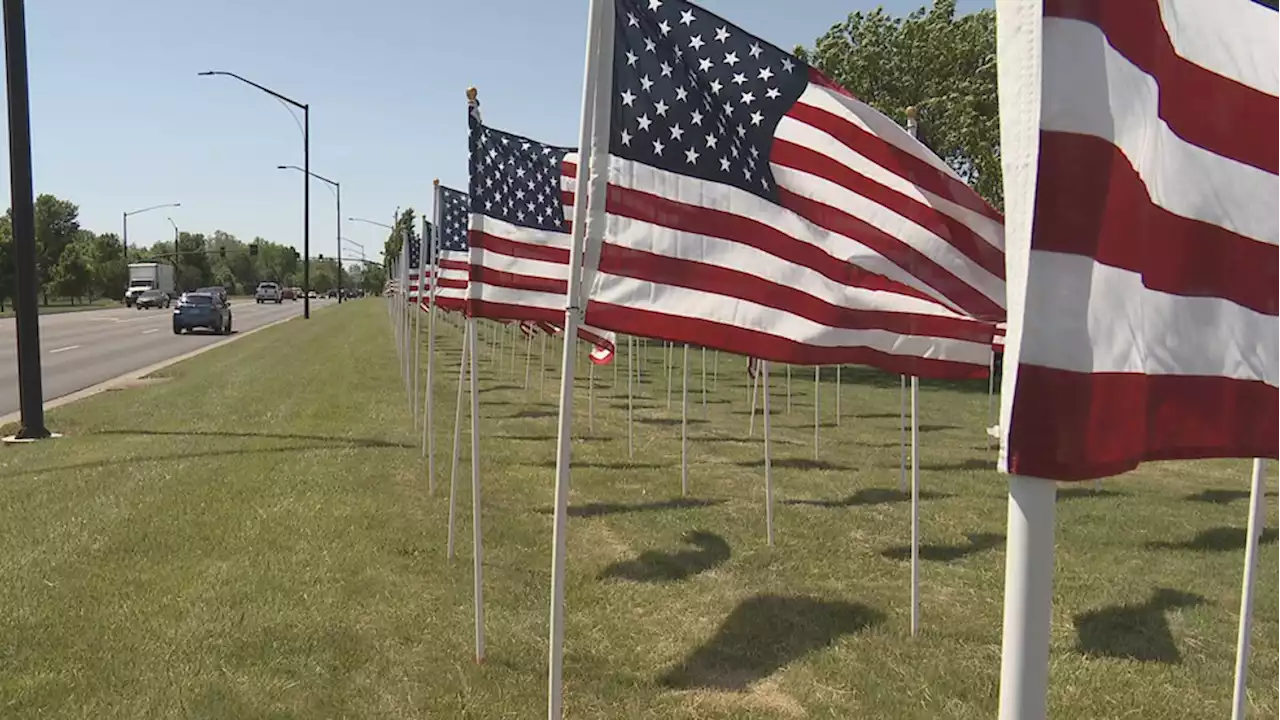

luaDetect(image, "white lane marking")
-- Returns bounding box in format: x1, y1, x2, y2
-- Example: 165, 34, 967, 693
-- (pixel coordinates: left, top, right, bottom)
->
142, 328, 159, 335
49, 345, 80, 354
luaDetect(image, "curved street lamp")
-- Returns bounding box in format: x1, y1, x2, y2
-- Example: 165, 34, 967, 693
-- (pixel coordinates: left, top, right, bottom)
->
279, 164, 342, 302
123, 202, 181, 261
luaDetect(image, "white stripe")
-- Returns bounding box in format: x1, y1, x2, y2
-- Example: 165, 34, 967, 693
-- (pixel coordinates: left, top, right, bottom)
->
1021, 251, 1278, 384
49, 345, 80, 354
590, 273, 991, 366
1044, 17, 1278, 245
1161, 0, 1278, 96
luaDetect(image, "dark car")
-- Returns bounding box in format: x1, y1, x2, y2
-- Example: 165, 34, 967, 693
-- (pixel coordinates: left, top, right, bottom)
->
135, 289, 171, 309
196, 286, 228, 304
173, 292, 232, 335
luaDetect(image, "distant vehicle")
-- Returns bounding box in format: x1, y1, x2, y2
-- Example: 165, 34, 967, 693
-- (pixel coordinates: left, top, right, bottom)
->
327, 289, 338, 299
173, 292, 232, 334
134, 289, 171, 309
308, 290, 318, 299
124, 263, 176, 307
281, 286, 297, 301
255, 282, 282, 304
196, 286, 228, 304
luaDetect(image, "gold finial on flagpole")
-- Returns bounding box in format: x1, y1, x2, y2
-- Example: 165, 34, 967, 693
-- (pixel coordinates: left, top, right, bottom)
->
433, 178, 440, 186
905, 105, 918, 120
466, 86, 478, 102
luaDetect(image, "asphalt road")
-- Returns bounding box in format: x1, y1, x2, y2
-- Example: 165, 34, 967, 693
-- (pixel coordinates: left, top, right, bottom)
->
0, 297, 332, 417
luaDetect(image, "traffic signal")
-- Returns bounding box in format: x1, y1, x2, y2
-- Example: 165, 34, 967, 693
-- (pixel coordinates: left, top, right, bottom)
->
249, 244, 259, 256
318, 254, 324, 260
219, 246, 227, 259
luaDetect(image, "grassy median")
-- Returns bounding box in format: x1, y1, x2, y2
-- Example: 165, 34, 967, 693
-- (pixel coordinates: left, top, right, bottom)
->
0, 298, 1274, 718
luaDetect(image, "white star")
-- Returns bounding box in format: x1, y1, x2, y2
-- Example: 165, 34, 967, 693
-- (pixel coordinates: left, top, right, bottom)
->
620, 89, 637, 106
690, 110, 704, 126
652, 139, 665, 155
709, 78, 723, 94
749, 110, 764, 125
750, 146, 759, 158
674, 86, 688, 101
737, 124, 747, 137
644, 37, 656, 53
670, 123, 684, 140
627, 12, 638, 26
714, 26, 730, 42
741, 91, 756, 105
731, 73, 747, 86
758, 67, 774, 82
698, 57, 713, 72
765, 87, 781, 100
722, 101, 734, 115
640, 75, 654, 92
659, 62, 672, 77
648, 0, 662, 10
685, 147, 700, 164
620, 129, 633, 146
719, 156, 731, 171
637, 114, 652, 131
658, 20, 671, 36
782, 57, 794, 72
705, 133, 718, 149
723, 51, 740, 67
748, 43, 763, 59
742, 164, 751, 178
626, 50, 638, 67
688, 35, 704, 51
679, 9, 695, 25
761, 176, 770, 190
654, 99, 669, 116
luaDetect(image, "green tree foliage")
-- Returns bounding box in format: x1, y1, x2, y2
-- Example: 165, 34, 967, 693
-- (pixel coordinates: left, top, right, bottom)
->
795, 0, 1000, 207
33, 194, 82, 302
383, 208, 419, 266
50, 235, 93, 302
0, 216, 13, 311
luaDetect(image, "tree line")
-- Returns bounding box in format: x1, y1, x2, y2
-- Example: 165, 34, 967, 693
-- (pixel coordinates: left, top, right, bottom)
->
0, 194, 388, 310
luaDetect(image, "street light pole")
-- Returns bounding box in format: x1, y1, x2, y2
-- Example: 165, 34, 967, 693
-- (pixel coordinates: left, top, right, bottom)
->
123, 202, 181, 262
199, 70, 310, 319
278, 164, 339, 303
2, 0, 49, 440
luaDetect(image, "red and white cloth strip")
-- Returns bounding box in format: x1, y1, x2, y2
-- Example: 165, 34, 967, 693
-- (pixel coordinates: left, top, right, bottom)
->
433, 250, 470, 313
999, 0, 1278, 480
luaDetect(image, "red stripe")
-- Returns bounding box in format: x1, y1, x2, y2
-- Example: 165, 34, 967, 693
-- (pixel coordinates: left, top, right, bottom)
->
1036, 131, 1277, 314
469, 300, 606, 350
436, 296, 466, 312
440, 259, 470, 271
1007, 366, 1278, 481
469, 267, 566, 297
597, 243, 993, 343
585, 303, 989, 380
773, 136, 1004, 280
777, 187, 1005, 320
784, 100, 1003, 226
1045, 0, 1277, 174
562, 185, 943, 307
437, 278, 468, 290
470, 230, 570, 265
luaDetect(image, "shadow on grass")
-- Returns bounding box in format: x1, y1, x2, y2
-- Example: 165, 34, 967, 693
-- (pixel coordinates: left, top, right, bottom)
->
736, 457, 850, 471
478, 384, 522, 394
1058, 486, 1128, 500
95, 429, 412, 449
0, 443, 336, 479
635, 416, 710, 427
660, 594, 884, 690
1074, 588, 1207, 664
784, 488, 950, 508
498, 433, 610, 442
1147, 527, 1277, 552
508, 408, 558, 420
532, 459, 671, 470
881, 533, 1004, 562
855, 412, 902, 420
922, 458, 994, 471
536, 497, 727, 518
1185, 488, 1278, 504
600, 530, 729, 582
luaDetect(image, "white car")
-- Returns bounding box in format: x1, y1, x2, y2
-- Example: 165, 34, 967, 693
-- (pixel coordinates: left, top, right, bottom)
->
255, 282, 283, 304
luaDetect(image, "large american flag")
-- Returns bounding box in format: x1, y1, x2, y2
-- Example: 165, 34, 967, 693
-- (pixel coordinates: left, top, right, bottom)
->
467, 105, 616, 357
433, 184, 471, 313
999, 0, 1278, 480
571, 0, 1003, 380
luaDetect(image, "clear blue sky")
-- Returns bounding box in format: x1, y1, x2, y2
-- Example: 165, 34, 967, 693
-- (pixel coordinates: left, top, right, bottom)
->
0, 0, 990, 261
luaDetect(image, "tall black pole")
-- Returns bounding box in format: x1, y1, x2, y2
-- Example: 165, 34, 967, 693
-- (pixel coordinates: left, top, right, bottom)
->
3, 0, 48, 439
336, 183, 342, 304
302, 104, 311, 319
121, 211, 128, 262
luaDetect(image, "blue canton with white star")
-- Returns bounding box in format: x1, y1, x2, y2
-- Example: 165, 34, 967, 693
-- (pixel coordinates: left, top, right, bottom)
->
468, 115, 574, 233
610, 0, 808, 203
438, 185, 471, 253
406, 226, 421, 269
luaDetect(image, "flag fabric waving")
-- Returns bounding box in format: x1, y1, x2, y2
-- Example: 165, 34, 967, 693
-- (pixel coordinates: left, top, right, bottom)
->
434, 184, 472, 313
405, 222, 422, 302
574, 0, 1004, 380
999, 0, 1278, 480
466, 103, 616, 357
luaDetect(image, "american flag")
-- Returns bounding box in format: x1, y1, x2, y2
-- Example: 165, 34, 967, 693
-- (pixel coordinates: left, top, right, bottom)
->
999, 0, 1277, 480
405, 222, 422, 302
433, 184, 471, 313
466, 104, 617, 359
572, 0, 1003, 380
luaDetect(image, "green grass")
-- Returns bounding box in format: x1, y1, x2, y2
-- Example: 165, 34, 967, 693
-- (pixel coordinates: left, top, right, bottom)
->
0, 297, 119, 318
0, 299, 1274, 718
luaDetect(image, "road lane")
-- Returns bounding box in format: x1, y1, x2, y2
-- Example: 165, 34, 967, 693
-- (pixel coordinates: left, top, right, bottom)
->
0, 298, 331, 417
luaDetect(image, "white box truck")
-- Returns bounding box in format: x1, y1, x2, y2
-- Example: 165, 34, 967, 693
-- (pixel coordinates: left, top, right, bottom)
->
124, 263, 176, 307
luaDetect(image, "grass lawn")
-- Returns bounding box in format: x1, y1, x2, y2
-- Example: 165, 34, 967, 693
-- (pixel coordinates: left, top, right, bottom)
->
0, 297, 119, 318
0, 298, 1274, 718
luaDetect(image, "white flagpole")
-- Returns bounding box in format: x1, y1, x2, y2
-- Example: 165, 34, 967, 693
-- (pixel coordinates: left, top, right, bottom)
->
1230, 458, 1268, 720
899, 374, 907, 493
813, 366, 820, 461
786, 363, 792, 413
510, 322, 519, 374
613, 339, 619, 386
835, 364, 841, 426
700, 346, 707, 418
413, 242, 423, 431
446, 320, 469, 560
910, 375, 920, 636
540, 332, 547, 400
987, 351, 996, 450
466, 317, 485, 663
667, 342, 675, 411
763, 359, 774, 546
547, 1, 613, 713
748, 362, 759, 437
998, 475, 1058, 719
681, 344, 689, 496
524, 331, 533, 390
588, 358, 595, 433
422, 183, 442, 495
627, 336, 634, 458
712, 349, 719, 390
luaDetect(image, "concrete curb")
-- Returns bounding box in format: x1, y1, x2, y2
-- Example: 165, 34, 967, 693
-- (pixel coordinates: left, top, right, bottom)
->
0, 313, 301, 428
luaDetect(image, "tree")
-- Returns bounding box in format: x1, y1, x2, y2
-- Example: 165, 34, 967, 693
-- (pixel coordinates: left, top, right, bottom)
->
89, 231, 127, 300
795, 0, 1000, 207
383, 208, 418, 266
358, 263, 385, 295
0, 216, 12, 311
34, 194, 82, 303
50, 236, 93, 303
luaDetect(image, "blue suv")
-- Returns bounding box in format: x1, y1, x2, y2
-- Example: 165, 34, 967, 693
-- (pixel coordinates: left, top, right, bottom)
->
173, 292, 232, 335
